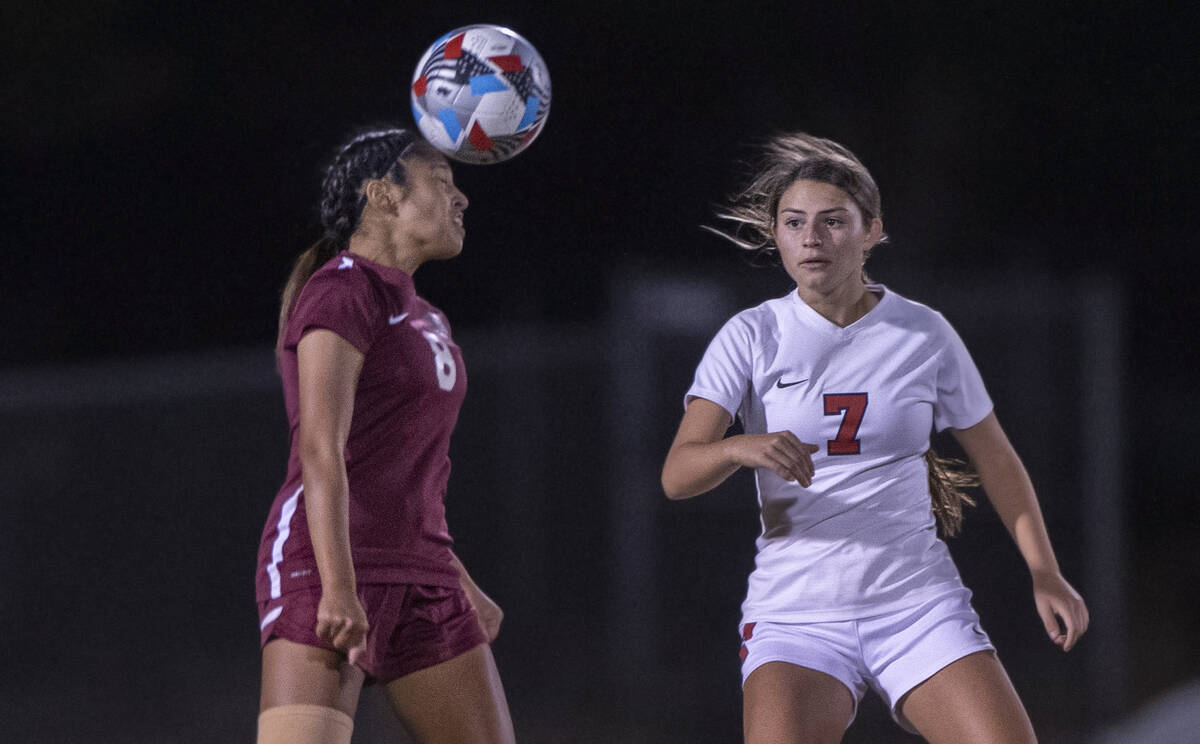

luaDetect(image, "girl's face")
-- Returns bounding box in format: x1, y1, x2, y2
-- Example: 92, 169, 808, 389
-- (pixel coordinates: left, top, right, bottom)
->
772, 179, 882, 301
395, 156, 469, 261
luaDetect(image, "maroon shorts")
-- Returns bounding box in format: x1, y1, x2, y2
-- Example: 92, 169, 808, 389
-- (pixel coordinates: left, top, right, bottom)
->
258, 583, 487, 684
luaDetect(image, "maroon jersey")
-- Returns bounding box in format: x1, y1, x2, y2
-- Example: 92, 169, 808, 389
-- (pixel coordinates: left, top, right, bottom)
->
256, 251, 465, 603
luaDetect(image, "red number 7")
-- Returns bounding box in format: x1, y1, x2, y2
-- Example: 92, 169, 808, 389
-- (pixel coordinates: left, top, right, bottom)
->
824, 393, 868, 455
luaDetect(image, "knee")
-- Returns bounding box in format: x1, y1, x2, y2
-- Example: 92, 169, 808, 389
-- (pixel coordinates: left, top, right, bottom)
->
257, 704, 353, 744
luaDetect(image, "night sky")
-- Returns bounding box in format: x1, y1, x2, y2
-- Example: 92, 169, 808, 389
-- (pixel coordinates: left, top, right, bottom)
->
6, 2, 1194, 368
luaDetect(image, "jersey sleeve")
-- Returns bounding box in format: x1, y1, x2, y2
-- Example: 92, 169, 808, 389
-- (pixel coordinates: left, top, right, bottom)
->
932, 314, 993, 431
685, 314, 755, 421
284, 265, 381, 355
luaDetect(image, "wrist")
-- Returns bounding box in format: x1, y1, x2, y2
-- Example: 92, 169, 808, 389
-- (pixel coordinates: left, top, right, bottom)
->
718, 435, 743, 468
318, 567, 358, 595
1028, 565, 1062, 581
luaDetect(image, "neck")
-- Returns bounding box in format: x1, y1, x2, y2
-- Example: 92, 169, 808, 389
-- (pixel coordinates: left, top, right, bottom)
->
347, 230, 422, 275
797, 281, 878, 327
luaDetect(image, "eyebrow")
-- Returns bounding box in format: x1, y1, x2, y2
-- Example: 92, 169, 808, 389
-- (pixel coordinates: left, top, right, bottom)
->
779, 207, 850, 215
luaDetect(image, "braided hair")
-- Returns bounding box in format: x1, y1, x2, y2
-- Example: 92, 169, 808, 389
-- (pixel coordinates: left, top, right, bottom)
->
277, 127, 435, 353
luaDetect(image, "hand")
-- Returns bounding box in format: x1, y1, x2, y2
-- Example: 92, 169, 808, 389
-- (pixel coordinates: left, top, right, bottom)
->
726, 432, 819, 486
463, 582, 504, 642
1032, 570, 1089, 652
316, 588, 369, 665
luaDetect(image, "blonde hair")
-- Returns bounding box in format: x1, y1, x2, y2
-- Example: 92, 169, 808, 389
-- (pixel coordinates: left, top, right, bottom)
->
926, 450, 979, 537
704, 132, 887, 259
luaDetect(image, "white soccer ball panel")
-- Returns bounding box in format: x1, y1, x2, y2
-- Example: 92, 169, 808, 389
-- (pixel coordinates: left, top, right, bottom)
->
474, 105, 523, 135
473, 91, 523, 120
461, 28, 516, 58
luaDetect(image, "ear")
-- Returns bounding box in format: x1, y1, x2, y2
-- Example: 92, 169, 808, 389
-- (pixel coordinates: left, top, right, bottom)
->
363, 179, 402, 213
866, 217, 883, 245
861, 217, 883, 262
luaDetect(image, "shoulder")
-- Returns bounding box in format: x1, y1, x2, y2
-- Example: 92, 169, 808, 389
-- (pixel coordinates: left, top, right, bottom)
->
285, 254, 393, 352
307, 253, 387, 292
874, 285, 957, 336
698, 295, 788, 370
299, 253, 377, 301
702, 300, 770, 357
300, 253, 417, 313
725, 294, 789, 336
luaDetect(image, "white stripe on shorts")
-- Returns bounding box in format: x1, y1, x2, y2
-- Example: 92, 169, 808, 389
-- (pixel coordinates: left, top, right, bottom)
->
259, 605, 282, 631
266, 485, 302, 599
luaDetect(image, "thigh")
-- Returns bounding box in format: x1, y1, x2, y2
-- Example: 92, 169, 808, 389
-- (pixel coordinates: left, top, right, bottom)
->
862, 586, 995, 723
260, 638, 365, 717
898, 651, 1036, 744
743, 662, 855, 744
384, 643, 515, 744
360, 584, 487, 683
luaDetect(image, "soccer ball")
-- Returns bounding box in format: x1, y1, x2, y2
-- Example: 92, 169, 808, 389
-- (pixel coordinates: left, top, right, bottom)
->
411, 25, 551, 165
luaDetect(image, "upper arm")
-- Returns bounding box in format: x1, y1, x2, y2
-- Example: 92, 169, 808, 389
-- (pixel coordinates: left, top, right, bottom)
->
669, 397, 734, 451
661, 397, 739, 500
932, 313, 993, 433
949, 411, 1021, 477
296, 329, 365, 460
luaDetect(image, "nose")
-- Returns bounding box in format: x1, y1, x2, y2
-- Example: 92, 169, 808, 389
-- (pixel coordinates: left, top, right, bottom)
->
453, 185, 468, 211
800, 221, 821, 247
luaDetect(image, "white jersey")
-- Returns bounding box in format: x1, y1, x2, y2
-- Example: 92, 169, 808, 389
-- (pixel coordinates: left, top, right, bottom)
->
686, 284, 993, 622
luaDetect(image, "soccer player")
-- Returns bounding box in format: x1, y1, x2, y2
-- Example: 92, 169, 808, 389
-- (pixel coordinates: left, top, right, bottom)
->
255, 127, 515, 744
660, 133, 1088, 743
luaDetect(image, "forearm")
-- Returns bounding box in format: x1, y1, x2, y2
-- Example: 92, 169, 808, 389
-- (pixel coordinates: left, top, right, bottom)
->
978, 457, 1061, 576
303, 453, 357, 592
957, 414, 1063, 576
661, 438, 742, 500
952, 413, 1089, 648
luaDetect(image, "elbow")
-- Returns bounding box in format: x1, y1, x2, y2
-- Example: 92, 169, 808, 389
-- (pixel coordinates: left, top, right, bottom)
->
660, 469, 693, 501
662, 484, 688, 501
298, 437, 344, 482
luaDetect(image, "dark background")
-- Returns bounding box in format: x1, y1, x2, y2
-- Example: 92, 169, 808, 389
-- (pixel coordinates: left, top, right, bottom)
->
2, 1, 1197, 742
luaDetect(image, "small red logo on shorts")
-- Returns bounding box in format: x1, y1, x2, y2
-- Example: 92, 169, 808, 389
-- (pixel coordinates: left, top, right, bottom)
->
739, 622, 756, 663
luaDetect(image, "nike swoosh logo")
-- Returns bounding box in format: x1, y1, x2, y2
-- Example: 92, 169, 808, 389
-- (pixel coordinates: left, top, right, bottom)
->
776, 378, 808, 389
388, 312, 409, 325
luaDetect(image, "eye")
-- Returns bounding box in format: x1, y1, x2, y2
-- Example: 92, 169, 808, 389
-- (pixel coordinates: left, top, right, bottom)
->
824, 217, 844, 227
783, 218, 802, 228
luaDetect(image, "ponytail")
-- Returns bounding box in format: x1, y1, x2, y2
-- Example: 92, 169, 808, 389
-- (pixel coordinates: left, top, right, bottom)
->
926, 449, 979, 537
275, 235, 342, 356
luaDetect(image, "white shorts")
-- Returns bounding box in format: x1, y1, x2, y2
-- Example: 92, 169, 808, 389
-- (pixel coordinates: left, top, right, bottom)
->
738, 586, 994, 732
